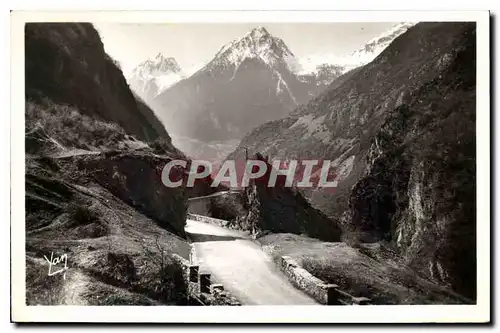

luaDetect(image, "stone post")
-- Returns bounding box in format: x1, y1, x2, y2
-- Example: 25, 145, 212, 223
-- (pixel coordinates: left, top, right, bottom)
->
200, 273, 211, 294
210, 283, 224, 294
352, 297, 371, 305
322, 283, 341, 305
188, 265, 199, 283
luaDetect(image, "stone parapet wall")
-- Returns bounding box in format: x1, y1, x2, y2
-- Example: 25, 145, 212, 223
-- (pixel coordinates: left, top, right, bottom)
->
279, 256, 371, 305
187, 213, 230, 228
171, 251, 240, 306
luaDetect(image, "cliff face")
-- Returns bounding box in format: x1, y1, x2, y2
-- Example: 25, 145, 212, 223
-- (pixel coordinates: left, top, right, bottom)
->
25, 23, 170, 143
233, 154, 342, 242
227, 23, 476, 299
346, 25, 476, 299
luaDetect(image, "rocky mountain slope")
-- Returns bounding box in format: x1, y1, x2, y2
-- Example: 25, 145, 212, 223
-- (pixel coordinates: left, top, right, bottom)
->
151, 27, 335, 143
25, 23, 194, 305
346, 21, 415, 71
127, 54, 186, 103
228, 22, 476, 300
25, 23, 170, 143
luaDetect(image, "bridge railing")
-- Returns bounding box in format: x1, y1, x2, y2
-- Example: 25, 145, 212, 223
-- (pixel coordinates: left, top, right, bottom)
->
187, 213, 230, 228
187, 190, 242, 202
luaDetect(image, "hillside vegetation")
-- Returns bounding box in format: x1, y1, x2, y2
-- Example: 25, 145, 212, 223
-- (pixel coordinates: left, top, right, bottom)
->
25, 23, 192, 305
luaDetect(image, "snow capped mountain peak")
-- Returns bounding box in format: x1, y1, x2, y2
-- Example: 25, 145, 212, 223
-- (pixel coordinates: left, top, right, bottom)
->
155, 53, 181, 73
297, 22, 416, 75
247, 26, 270, 38
349, 22, 415, 63
206, 26, 298, 73
128, 54, 186, 100
133, 53, 181, 77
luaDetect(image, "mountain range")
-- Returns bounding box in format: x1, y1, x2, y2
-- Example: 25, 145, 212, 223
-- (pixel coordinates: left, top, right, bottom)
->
297, 22, 414, 74
128, 23, 412, 150
149, 27, 317, 143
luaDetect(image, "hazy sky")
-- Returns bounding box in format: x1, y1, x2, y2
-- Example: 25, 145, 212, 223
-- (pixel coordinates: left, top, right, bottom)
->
94, 22, 396, 75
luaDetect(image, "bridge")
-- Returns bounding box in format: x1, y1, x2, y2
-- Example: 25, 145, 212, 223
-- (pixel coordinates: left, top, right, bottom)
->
186, 190, 241, 216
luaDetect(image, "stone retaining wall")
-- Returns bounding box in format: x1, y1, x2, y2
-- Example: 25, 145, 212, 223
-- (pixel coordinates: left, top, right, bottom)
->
279, 256, 371, 305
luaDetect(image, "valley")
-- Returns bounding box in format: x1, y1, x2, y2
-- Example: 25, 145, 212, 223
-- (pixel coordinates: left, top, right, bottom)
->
23, 21, 477, 307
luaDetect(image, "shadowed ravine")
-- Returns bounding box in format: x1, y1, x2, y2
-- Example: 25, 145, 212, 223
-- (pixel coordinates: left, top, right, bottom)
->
184, 219, 318, 305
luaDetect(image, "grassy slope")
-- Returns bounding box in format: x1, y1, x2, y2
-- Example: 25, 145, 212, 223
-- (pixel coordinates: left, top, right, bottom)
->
26, 157, 191, 305
259, 233, 472, 305
25, 100, 191, 305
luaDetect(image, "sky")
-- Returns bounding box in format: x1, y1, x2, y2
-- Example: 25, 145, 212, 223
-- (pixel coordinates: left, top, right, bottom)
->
94, 22, 397, 76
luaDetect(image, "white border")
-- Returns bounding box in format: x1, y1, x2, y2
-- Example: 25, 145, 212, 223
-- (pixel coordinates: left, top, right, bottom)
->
10, 10, 490, 323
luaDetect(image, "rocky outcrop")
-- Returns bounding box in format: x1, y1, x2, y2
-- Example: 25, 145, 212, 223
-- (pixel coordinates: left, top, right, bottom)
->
85, 151, 188, 237
209, 191, 247, 221
234, 153, 342, 241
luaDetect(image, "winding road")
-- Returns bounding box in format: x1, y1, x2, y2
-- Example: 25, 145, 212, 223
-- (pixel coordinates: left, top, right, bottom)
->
185, 219, 318, 305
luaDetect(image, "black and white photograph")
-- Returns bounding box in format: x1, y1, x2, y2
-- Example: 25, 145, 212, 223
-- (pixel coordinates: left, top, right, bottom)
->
9, 9, 490, 324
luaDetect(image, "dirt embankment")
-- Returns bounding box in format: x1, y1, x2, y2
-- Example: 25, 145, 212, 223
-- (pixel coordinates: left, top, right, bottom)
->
26, 152, 192, 305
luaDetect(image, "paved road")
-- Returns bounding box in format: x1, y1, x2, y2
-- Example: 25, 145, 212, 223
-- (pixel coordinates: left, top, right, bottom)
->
185, 219, 249, 239
185, 219, 318, 305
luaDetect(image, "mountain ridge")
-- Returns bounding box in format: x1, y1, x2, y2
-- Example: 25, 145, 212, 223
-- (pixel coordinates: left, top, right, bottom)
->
25, 23, 194, 306
298, 22, 415, 75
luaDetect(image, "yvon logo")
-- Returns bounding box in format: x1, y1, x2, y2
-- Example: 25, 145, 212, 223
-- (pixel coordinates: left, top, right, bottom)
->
43, 252, 69, 279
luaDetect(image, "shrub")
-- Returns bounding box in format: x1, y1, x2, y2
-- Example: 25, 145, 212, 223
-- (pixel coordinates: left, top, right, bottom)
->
68, 203, 99, 226
25, 100, 127, 152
